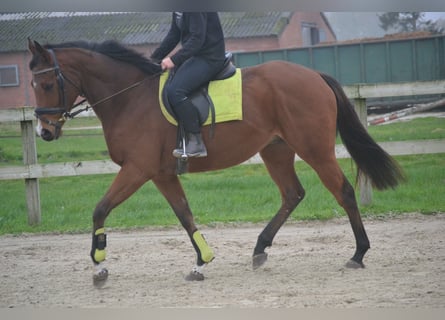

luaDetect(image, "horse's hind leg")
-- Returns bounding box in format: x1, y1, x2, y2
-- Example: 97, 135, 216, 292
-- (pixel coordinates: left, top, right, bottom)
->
253, 139, 305, 269
308, 157, 370, 268
153, 174, 214, 281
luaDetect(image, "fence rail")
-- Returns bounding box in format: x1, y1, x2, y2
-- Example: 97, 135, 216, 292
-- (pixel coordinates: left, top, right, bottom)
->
1, 139, 444, 181
1, 80, 445, 225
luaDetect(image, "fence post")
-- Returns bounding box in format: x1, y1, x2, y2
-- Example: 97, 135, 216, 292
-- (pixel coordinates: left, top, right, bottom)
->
353, 98, 373, 206
21, 119, 41, 225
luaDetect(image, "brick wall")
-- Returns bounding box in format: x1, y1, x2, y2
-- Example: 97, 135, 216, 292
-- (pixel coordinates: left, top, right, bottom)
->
0, 52, 35, 109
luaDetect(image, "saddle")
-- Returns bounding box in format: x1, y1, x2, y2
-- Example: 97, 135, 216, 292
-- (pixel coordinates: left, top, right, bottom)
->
161, 52, 237, 133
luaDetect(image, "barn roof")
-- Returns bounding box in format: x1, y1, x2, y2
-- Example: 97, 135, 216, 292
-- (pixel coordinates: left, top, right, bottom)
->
0, 12, 293, 53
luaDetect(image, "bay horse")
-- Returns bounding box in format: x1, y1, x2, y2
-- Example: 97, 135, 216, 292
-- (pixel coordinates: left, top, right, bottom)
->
27, 38, 404, 286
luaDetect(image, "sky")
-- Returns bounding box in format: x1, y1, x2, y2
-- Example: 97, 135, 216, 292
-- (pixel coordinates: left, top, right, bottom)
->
424, 12, 445, 20
324, 12, 445, 41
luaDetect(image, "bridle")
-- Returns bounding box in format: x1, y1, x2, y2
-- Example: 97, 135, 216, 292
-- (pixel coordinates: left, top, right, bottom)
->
32, 49, 88, 137
32, 49, 161, 138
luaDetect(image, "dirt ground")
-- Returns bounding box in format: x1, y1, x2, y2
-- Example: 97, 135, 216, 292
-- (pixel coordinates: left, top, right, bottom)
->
1, 212, 444, 308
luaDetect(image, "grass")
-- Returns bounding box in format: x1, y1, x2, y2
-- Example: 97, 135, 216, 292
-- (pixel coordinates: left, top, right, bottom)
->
366, 117, 445, 142
0, 116, 444, 234
0, 118, 108, 165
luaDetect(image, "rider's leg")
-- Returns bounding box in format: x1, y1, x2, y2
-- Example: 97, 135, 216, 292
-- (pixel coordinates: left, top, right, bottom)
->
166, 57, 224, 158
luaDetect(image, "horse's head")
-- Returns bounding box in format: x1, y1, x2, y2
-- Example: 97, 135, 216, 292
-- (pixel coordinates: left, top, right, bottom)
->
28, 38, 83, 141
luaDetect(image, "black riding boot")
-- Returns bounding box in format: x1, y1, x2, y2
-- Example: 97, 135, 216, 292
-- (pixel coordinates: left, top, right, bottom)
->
173, 132, 208, 158
172, 99, 207, 158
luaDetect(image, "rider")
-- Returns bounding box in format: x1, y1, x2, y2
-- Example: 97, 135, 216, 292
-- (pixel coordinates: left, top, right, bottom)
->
151, 12, 226, 158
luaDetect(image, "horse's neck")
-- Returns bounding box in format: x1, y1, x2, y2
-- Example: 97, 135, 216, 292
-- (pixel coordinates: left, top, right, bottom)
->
82, 56, 133, 96
78, 55, 143, 118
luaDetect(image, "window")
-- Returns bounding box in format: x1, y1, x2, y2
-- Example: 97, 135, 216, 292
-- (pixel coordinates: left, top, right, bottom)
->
319, 29, 326, 43
302, 23, 322, 46
0, 65, 19, 87
310, 27, 320, 45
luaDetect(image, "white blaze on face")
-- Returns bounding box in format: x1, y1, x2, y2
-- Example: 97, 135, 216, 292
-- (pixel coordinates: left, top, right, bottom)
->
35, 120, 43, 137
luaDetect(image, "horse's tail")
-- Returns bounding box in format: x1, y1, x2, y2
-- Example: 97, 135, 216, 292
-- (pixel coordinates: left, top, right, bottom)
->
319, 72, 405, 190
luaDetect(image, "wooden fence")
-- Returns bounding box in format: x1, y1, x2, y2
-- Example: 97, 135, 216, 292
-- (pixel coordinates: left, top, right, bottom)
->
1, 80, 445, 225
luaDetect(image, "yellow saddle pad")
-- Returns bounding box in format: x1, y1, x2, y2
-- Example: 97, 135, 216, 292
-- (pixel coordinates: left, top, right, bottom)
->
158, 69, 243, 126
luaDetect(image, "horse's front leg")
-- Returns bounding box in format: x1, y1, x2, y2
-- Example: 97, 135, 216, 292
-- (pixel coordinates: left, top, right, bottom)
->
91, 165, 148, 287
153, 174, 214, 281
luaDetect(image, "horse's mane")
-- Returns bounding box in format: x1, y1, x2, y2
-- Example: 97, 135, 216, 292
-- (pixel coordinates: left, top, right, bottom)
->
42, 40, 162, 76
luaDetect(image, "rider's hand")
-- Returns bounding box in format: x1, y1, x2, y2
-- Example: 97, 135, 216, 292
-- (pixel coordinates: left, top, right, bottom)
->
161, 57, 175, 70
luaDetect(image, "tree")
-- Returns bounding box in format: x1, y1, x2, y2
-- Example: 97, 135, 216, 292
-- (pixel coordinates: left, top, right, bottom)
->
378, 12, 443, 34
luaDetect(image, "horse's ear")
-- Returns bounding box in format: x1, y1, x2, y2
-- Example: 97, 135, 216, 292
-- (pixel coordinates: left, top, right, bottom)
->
28, 37, 37, 54
28, 38, 52, 63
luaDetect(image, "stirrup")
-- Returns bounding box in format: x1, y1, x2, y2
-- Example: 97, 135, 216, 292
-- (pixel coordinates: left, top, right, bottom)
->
172, 135, 189, 159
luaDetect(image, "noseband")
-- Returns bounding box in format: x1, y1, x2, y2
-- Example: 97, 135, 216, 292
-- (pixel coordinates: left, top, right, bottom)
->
32, 49, 87, 137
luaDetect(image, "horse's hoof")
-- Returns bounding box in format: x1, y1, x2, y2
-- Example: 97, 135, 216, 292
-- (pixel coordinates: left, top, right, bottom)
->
93, 267, 109, 287
252, 252, 268, 270
345, 259, 365, 269
185, 271, 205, 281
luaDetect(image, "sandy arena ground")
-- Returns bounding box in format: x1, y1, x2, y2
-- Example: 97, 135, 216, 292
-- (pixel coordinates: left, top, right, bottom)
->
1, 213, 444, 308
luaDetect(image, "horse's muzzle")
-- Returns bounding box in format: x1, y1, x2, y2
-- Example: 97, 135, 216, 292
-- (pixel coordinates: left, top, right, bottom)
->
40, 128, 55, 141
35, 117, 63, 141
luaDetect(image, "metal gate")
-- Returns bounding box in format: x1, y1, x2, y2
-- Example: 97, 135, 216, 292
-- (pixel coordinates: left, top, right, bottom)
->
233, 35, 445, 85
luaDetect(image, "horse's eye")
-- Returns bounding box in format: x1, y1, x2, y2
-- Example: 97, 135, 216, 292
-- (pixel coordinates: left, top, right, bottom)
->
42, 83, 54, 92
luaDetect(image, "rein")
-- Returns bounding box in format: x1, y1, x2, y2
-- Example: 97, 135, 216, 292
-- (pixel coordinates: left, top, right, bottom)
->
32, 49, 162, 134
36, 77, 149, 122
